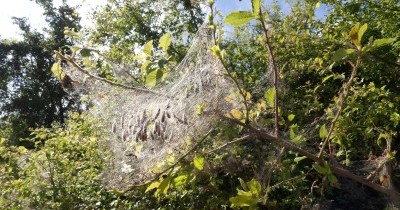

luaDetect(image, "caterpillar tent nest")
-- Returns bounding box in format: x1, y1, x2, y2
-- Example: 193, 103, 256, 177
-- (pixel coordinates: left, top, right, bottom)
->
62, 25, 246, 190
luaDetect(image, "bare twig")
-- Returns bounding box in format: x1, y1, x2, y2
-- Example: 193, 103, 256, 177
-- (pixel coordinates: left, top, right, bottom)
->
270, 171, 311, 189
208, 135, 251, 154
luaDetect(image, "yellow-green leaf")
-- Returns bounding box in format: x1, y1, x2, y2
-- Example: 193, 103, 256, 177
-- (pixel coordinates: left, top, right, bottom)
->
141, 60, 152, 75
194, 155, 205, 171
230, 194, 258, 208
251, 0, 261, 17
156, 176, 172, 195
134, 54, 148, 60
143, 40, 153, 56
173, 174, 188, 188
146, 69, 164, 87
332, 48, 355, 62
210, 45, 220, 57
145, 181, 160, 193
294, 156, 307, 163
159, 32, 171, 52
288, 114, 295, 122
264, 87, 275, 107
230, 109, 243, 120
319, 124, 328, 139
313, 163, 329, 175
238, 178, 248, 191
51, 62, 65, 81
349, 24, 361, 48
357, 23, 368, 43
247, 179, 261, 195
322, 75, 334, 83
224, 11, 254, 27
373, 38, 397, 47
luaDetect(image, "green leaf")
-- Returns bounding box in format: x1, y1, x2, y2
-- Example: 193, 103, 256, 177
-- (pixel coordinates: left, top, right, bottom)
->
357, 23, 368, 43
288, 114, 295, 122
332, 48, 355, 62
173, 174, 188, 188
238, 178, 248, 191
145, 181, 160, 193
313, 163, 329, 175
230, 194, 258, 208
133, 54, 148, 60
322, 75, 334, 83
251, 0, 261, 17
319, 124, 328, 139
230, 109, 244, 120
294, 156, 307, 163
264, 87, 275, 108
224, 11, 254, 27
194, 155, 205, 171
349, 24, 360, 48
210, 45, 221, 57
247, 179, 261, 195
158, 32, 171, 52
141, 60, 152, 75
390, 112, 400, 127
156, 176, 172, 195
373, 38, 397, 47
143, 40, 153, 56
327, 174, 339, 186
145, 69, 163, 87
315, 2, 321, 8
51, 62, 65, 81
80, 48, 91, 57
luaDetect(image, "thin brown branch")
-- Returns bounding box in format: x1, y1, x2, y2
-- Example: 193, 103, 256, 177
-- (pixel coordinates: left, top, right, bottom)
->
271, 171, 310, 189
318, 56, 361, 158
208, 135, 251, 154
54, 51, 168, 97
208, 6, 250, 123
258, 7, 280, 138
258, 5, 285, 193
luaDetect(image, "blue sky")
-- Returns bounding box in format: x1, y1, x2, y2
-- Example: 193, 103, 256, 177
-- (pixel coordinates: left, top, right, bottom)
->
0, 0, 329, 40
216, 0, 328, 19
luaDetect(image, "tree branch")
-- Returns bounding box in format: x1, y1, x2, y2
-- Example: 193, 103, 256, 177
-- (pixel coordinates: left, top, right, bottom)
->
318, 56, 360, 158
221, 115, 400, 199
54, 51, 168, 97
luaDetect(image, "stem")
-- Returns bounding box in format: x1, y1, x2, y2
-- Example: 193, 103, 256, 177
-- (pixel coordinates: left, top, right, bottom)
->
258, 7, 280, 137
318, 56, 361, 158
207, 135, 251, 154
258, 4, 285, 192
209, 6, 250, 123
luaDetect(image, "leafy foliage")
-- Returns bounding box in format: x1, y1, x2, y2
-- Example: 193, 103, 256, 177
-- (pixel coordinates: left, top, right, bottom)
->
1, 0, 400, 209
